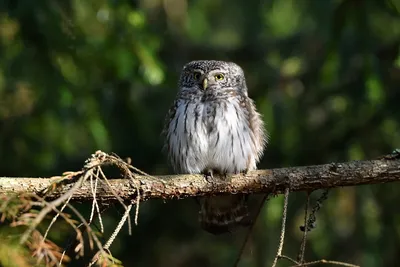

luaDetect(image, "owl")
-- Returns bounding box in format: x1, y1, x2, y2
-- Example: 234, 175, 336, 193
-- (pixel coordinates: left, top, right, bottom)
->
164, 60, 267, 234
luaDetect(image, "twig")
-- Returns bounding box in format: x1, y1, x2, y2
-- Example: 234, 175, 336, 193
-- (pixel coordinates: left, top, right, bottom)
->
290, 259, 360, 267
97, 167, 127, 209
104, 203, 132, 250
126, 171, 141, 229
88, 203, 133, 267
19, 172, 87, 244
40, 193, 73, 250
89, 168, 104, 233
19, 151, 108, 245
59, 203, 110, 267
29, 197, 85, 261
279, 255, 299, 265
65, 202, 105, 254
18, 151, 143, 267
272, 187, 290, 267
304, 189, 329, 232
97, 162, 136, 233
131, 181, 140, 229
297, 192, 310, 263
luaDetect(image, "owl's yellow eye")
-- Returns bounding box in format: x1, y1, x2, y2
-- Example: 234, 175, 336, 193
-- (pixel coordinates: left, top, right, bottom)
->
193, 72, 201, 80
215, 74, 225, 81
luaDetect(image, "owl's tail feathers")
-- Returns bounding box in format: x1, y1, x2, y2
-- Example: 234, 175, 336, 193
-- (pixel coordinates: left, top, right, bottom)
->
199, 194, 251, 235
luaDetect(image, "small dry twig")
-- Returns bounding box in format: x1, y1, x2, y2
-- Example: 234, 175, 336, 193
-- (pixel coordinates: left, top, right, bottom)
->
19, 172, 87, 245
89, 168, 104, 233
290, 259, 360, 267
13, 151, 147, 266
271, 187, 290, 267
301, 189, 329, 233
297, 192, 311, 263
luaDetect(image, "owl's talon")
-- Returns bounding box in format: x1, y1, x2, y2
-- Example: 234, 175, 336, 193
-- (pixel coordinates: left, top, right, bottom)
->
204, 170, 214, 182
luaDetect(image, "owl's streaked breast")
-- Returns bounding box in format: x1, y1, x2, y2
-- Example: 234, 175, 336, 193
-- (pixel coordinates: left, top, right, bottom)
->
166, 92, 258, 174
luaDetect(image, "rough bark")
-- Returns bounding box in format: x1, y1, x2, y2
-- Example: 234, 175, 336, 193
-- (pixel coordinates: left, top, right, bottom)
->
1, 158, 399, 202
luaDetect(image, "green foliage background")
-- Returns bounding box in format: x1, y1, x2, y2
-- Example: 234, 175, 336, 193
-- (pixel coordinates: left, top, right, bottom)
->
0, 0, 400, 266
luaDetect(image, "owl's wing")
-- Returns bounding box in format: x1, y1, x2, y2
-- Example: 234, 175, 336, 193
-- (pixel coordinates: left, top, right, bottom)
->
244, 97, 267, 161
161, 99, 178, 152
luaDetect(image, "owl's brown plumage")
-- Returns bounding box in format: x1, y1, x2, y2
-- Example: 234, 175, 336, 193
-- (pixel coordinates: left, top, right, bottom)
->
164, 60, 267, 234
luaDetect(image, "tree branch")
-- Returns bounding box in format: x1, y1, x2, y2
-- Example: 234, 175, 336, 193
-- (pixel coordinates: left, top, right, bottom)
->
1, 157, 400, 202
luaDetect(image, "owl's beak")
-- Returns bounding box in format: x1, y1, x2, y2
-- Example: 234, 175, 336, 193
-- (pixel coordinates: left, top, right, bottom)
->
202, 78, 208, 90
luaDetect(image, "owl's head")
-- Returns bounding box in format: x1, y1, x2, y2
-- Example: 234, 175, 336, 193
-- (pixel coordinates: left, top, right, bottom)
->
179, 60, 247, 93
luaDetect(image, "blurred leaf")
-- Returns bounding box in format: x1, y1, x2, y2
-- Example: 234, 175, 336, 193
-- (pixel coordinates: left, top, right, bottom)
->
265, 0, 302, 38
89, 117, 110, 149
366, 74, 385, 105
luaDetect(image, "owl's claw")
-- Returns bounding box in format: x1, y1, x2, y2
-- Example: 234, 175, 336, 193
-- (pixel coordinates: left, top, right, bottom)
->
204, 170, 230, 183
204, 169, 214, 183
